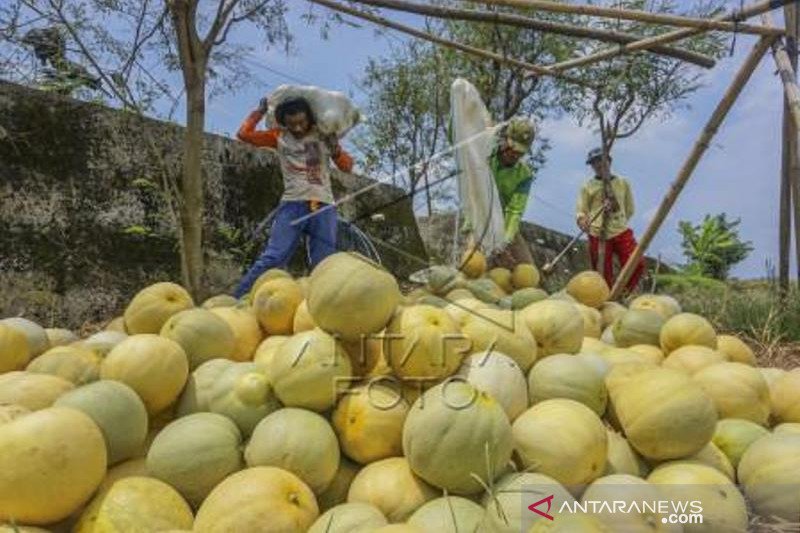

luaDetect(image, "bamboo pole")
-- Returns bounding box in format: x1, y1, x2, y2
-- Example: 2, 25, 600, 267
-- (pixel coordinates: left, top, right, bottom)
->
764, 9, 800, 289
545, 0, 793, 72
462, 0, 781, 35
348, 0, 715, 67
609, 37, 775, 300
790, 4, 800, 283
307, 0, 556, 77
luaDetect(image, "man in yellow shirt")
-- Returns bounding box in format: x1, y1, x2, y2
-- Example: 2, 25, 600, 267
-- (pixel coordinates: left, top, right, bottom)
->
576, 148, 645, 293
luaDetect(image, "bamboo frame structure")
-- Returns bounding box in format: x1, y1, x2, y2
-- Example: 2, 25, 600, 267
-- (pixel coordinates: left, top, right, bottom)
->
465, 0, 784, 35
764, 8, 800, 288
349, 0, 716, 67
305, 0, 797, 293
307, 0, 557, 77
461, 0, 781, 35
609, 37, 775, 299
545, 0, 795, 72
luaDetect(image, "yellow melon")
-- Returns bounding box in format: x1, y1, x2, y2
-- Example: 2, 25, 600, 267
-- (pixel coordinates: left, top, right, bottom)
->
250, 268, 293, 297
408, 496, 485, 532
0, 407, 107, 525
599, 301, 627, 328
384, 305, 466, 380
308, 252, 401, 341
333, 384, 409, 464
512, 263, 540, 289
26, 345, 101, 385
100, 334, 189, 415
0, 371, 74, 410
716, 334, 756, 366
693, 362, 770, 425
521, 300, 584, 357
528, 354, 607, 416
209, 306, 263, 362
512, 399, 607, 486
194, 467, 318, 532
245, 408, 340, 493
269, 328, 352, 412
403, 381, 513, 495
123, 282, 194, 334
580, 475, 676, 532
660, 313, 717, 354
488, 268, 514, 294
603, 429, 648, 477
201, 294, 238, 309
147, 413, 243, 508
459, 307, 537, 372
252, 335, 289, 370
309, 502, 388, 533
610, 367, 717, 460
738, 433, 800, 522
55, 380, 148, 466
712, 418, 769, 468
0, 403, 29, 425
662, 345, 726, 375
318, 457, 361, 512
347, 457, 437, 522
629, 294, 681, 320
160, 308, 235, 370
0, 324, 31, 374
293, 300, 316, 333
341, 334, 388, 378
770, 368, 800, 423
648, 462, 747, 531
0, 318, 48, 358
576, 304, 603, 338
251, 277, 304, 335
44, 328, 79, 348
74, 476, 193, 532
627, 344, 665, 364
565, 271, 610, 308
459, 248, 487, 279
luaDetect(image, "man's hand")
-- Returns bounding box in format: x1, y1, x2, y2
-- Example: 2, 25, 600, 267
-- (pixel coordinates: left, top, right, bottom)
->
257, 97, 269, 115
577, 215, 589, 232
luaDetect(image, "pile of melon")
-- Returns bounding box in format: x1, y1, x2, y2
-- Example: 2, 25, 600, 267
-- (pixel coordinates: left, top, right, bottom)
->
1, 251, 799, 532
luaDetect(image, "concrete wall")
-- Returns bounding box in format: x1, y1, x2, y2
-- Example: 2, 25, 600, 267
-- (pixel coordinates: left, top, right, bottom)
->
0, 81, 427, 328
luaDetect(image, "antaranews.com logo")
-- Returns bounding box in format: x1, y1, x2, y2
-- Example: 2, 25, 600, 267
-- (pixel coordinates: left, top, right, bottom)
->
524, 488, 704, 528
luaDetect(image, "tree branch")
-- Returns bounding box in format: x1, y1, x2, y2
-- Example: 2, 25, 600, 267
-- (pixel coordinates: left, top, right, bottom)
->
214, 0, 272, 47
203, 0, 241, 52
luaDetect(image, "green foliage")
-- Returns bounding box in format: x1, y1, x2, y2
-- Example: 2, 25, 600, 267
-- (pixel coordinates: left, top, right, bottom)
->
123, 224, 151, 236
678, 213, 753, 280
355, 7, 578, 204
658, 277, 800, 344
559, 0, 727, 150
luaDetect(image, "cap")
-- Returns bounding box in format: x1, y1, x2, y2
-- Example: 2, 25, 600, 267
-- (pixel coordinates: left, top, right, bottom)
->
505, 117, 536, 153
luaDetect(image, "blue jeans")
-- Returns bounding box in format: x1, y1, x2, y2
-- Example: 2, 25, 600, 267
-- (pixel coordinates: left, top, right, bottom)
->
234, 201, 337, 298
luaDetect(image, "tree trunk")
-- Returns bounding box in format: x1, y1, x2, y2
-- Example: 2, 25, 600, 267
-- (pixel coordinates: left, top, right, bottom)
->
780, 100, 791, 293
180, 73, 206, 300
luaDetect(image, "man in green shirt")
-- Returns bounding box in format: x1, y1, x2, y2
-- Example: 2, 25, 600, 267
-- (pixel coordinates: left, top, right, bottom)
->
485, 117, 536, 268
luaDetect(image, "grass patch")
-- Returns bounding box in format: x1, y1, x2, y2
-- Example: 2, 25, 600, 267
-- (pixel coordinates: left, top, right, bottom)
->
653, 274, 800, 347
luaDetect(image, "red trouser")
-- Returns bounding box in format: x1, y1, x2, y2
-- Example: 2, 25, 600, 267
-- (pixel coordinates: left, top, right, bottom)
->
588, 228, 645, 293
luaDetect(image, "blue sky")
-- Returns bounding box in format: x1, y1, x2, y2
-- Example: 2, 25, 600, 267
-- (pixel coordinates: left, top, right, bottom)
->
202, 2, 794, 279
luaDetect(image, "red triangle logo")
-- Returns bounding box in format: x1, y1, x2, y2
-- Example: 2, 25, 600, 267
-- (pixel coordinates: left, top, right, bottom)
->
528, 494, 555, 521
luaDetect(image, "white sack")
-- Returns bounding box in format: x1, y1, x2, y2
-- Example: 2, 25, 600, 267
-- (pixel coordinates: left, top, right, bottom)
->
450, 78, 506, 254
267, 84, 361, 138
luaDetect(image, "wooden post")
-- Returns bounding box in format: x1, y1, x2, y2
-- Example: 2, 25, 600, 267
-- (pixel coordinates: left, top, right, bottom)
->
609, 37, 774, 300
790, 4, 800, 283
764, 9, 800, 290
348, 0, 716, 67
545, 0, 792, 72
462, 0, 781, 35
306, 0, 556, 76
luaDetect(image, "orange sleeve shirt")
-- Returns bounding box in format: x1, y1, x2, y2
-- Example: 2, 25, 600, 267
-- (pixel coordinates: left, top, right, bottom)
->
236, 110, 354, 173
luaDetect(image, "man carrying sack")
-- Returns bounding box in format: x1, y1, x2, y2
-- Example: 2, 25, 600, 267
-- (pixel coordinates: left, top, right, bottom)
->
576, 147, 645, 294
